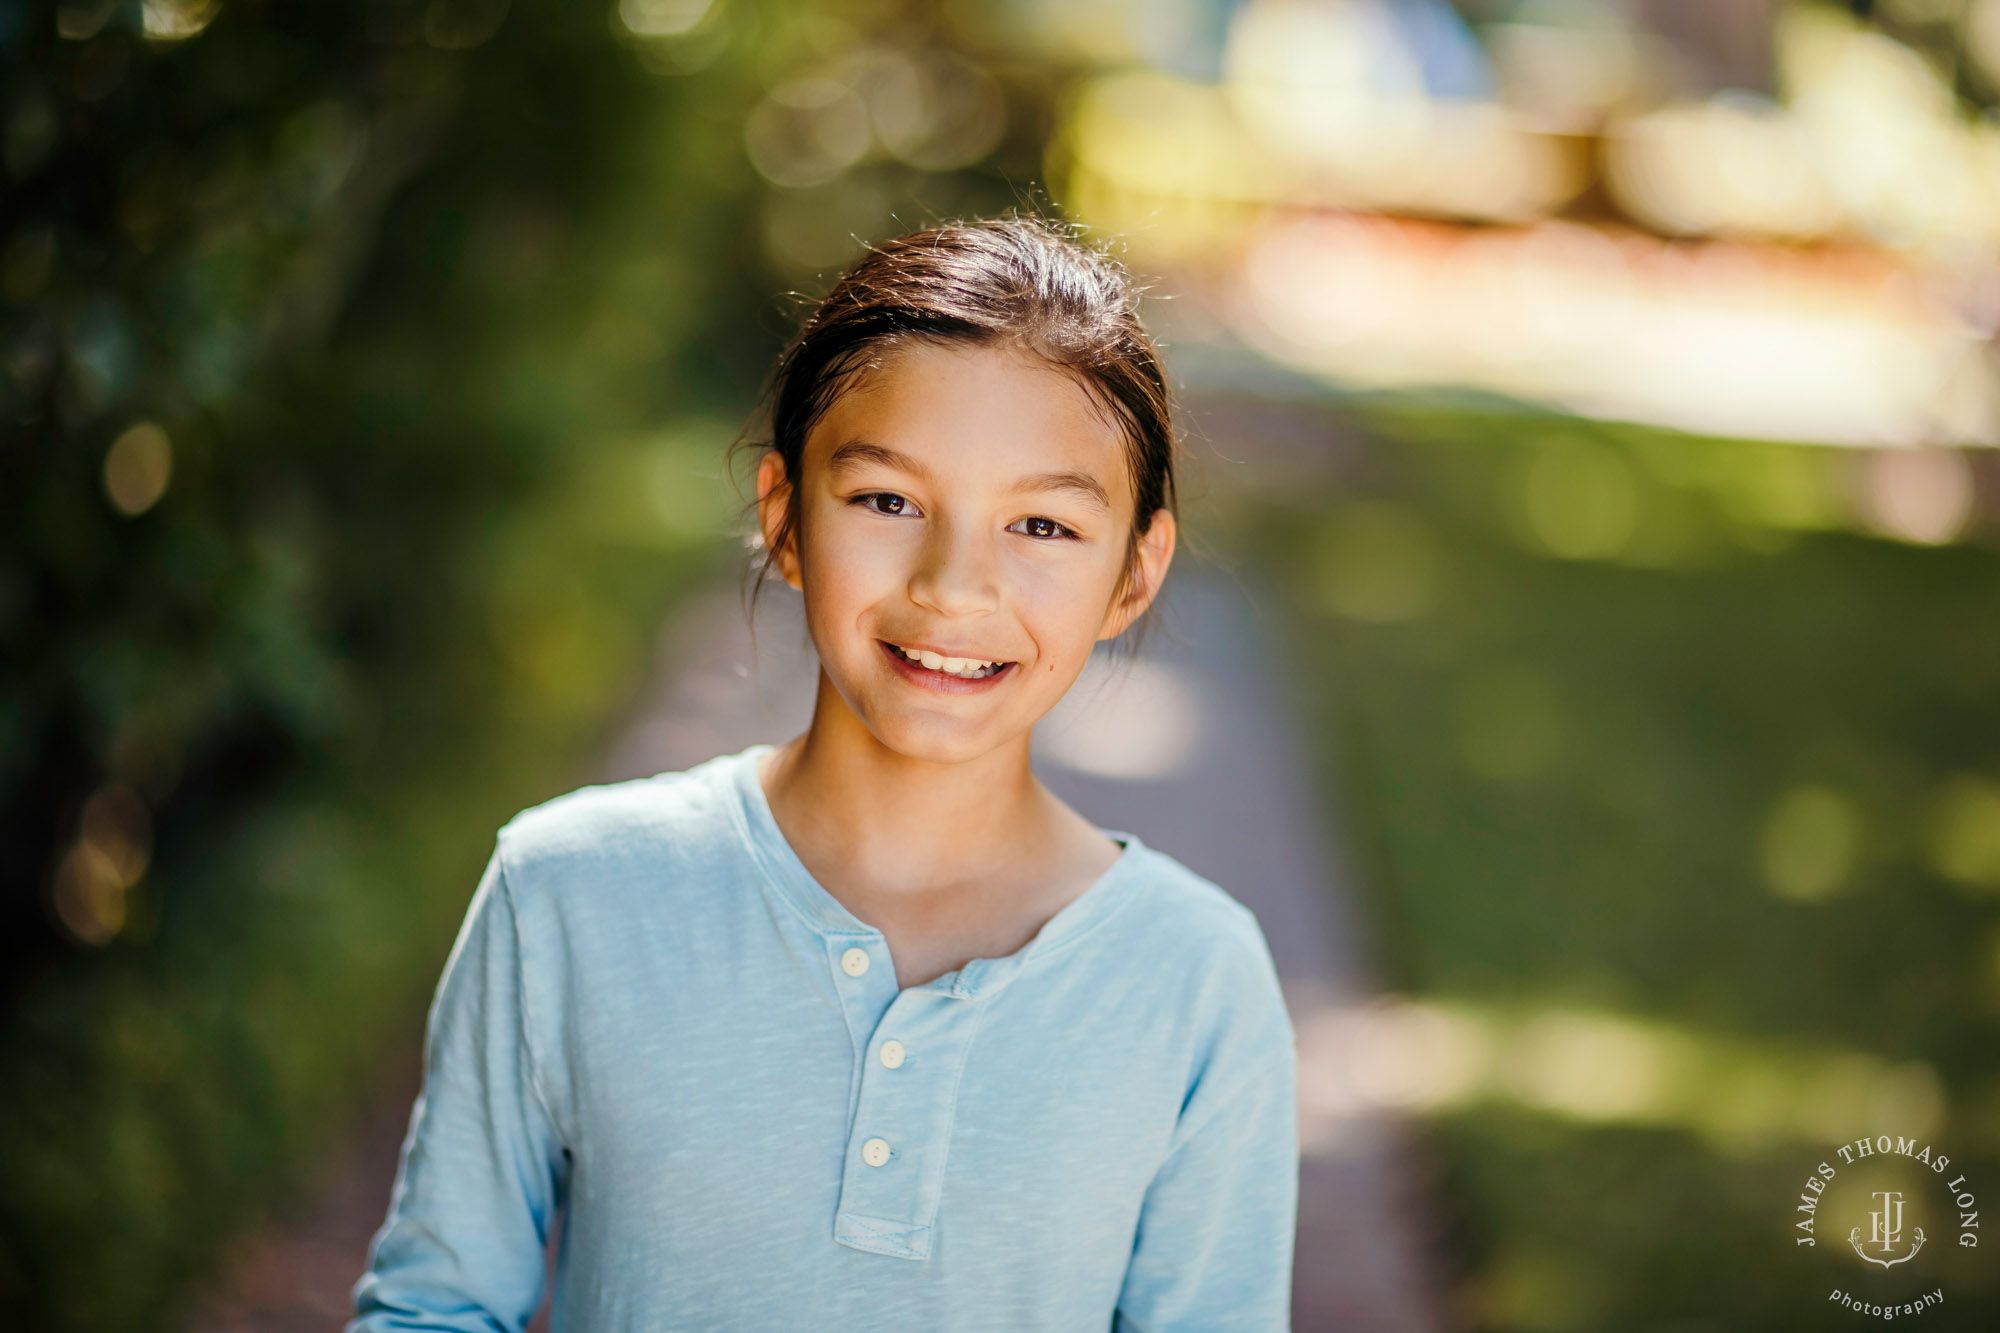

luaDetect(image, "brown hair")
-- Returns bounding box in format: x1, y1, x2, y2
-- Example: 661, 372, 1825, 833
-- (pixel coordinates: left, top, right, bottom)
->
728, 215, 1180, 656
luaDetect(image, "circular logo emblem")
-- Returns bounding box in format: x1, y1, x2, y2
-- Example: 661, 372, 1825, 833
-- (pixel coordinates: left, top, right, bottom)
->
1793, 1134, 1981, 1319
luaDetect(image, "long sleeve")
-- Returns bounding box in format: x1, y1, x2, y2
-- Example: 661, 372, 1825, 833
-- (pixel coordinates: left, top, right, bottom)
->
348, 843, 571, 1332
1112, 1052, 1300, 1332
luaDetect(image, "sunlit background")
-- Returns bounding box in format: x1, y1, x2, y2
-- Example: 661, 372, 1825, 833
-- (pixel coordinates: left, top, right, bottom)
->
9, 0, 2000, 1328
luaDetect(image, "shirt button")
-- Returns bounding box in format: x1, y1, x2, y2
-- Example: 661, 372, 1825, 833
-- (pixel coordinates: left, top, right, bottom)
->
862, 1137, 891, 1167
878, 1040, 905, 1069
840, 948, 870, 977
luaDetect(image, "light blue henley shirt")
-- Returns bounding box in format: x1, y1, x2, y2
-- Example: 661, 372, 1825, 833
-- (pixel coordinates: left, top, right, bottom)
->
348, 742, 1299, 1331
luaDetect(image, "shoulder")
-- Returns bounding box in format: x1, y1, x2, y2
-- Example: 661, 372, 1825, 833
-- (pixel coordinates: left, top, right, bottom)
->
1099, 842, 1294, 1062
492, 751, 742, 904
1078, 843, 1297, 1151
1117, 844, 1279, 985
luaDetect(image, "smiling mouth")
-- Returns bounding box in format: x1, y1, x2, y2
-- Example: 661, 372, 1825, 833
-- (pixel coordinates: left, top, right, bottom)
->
879, 639, 1015, 681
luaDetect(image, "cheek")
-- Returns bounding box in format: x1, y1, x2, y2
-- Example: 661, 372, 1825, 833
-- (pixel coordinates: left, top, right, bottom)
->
794, 506, 907, 608
1012, 558, 1123, 647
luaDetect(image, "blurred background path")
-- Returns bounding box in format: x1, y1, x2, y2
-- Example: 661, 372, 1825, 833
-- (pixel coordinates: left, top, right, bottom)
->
179, 560, 1446, 1332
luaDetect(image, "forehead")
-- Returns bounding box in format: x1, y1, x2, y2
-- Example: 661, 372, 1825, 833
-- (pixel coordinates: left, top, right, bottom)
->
804, 340, 1133, 506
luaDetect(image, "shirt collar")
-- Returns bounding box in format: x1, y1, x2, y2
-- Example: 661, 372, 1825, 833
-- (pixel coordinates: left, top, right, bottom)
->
721, 742, 1148, 996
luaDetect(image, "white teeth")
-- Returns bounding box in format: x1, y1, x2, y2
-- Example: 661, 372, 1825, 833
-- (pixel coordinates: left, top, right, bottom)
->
894, 643, 1004, 678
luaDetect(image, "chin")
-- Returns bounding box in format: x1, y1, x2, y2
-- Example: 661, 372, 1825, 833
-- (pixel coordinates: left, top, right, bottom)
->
862, 715, 1014, 768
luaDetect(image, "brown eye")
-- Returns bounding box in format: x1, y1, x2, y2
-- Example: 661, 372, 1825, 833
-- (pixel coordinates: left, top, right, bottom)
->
1011, 516, 1078, 541
855, 492, 908, 515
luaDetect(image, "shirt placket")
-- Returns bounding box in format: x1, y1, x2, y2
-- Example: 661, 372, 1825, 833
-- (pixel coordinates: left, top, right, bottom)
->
822, 935, 991, 1261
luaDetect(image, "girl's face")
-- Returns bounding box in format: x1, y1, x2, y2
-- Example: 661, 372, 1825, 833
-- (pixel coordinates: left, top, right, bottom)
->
757, 339, 1175, 766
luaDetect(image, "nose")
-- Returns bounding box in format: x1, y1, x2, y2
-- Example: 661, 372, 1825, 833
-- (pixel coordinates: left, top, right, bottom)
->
906, 515, 999, 619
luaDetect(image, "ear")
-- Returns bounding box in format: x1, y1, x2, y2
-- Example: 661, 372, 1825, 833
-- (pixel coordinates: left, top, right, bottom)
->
1098, 507, 1176, 641
755, 450, 804, 591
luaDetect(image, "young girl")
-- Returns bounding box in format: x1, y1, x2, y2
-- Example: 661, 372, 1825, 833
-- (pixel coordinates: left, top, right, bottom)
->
348, 217, 1299, 1331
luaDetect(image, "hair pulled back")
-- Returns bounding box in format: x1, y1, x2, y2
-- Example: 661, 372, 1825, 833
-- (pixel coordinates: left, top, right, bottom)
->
732, 215, 1180, 646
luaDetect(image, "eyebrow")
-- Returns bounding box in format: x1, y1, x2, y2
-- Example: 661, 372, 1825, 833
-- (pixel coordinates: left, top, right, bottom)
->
826, 440, 1113, 516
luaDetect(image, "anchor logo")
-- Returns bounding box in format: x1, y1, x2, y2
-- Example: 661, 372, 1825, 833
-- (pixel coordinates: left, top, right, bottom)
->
1849, 1190, 1926, 1269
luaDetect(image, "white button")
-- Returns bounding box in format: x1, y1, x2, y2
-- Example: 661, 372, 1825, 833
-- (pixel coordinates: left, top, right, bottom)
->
840, 948, 870, 977
862, 1137, 891, 1167
878, 1040, 905, 1069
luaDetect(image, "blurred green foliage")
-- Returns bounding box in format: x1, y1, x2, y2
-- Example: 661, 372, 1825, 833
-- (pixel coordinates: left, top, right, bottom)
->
1240, 403, 2000, 1329
1, 0, 1044, 1324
